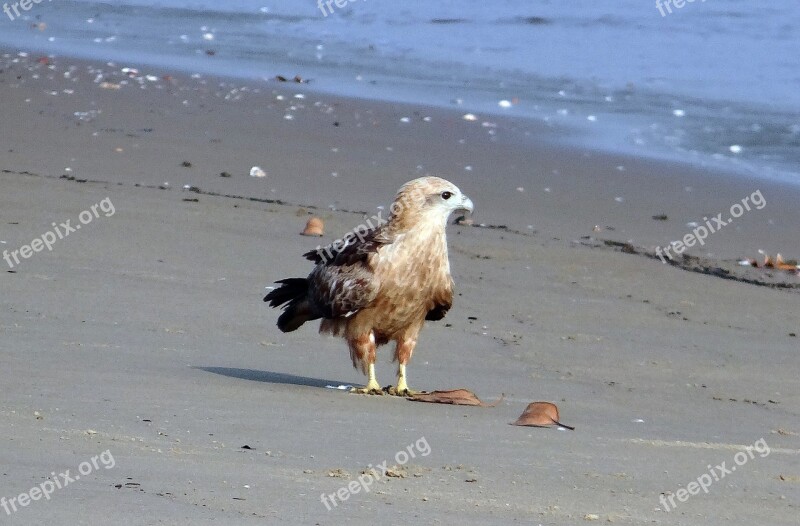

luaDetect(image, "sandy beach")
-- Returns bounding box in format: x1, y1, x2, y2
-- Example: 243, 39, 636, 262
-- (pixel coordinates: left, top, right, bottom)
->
1, 51, 798, 525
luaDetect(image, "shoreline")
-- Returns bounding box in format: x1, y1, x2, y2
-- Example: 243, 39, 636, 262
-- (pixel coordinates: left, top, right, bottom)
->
4, 8, 800, 186
5, 43, 800, 190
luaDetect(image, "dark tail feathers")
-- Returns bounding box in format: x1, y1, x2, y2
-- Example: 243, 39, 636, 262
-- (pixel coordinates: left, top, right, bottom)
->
264, 278, 308, 308
264, 278, 317, 332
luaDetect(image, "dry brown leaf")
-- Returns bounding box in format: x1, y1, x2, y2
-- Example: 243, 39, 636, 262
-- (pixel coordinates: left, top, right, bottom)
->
408, 389, 503, 407
511, 401, 575, 430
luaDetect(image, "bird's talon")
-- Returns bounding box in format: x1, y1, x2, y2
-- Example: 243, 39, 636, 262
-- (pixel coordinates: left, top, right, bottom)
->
385, 386, 419, 397
351, 384, 384, 395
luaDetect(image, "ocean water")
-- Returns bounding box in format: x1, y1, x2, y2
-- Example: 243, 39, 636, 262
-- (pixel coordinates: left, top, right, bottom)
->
2, 0, 799, 183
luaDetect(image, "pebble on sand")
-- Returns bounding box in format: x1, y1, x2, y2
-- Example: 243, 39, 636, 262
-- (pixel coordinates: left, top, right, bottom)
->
250, 166, 267, 178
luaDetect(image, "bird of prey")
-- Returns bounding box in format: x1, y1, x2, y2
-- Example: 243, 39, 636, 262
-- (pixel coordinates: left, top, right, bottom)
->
264, 176, 473, 395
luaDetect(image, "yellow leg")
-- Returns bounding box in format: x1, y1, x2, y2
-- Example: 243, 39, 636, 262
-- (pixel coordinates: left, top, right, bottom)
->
388, 364, 418, 396
396, 364, 409, 393
351, 363, 383, 395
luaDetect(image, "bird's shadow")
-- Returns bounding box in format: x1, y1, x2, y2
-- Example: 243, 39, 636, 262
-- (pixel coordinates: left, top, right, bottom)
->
196, 366, 349, 389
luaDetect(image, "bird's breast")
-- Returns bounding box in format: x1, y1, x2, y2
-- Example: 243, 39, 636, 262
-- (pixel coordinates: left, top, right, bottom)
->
364, 232, 451, 333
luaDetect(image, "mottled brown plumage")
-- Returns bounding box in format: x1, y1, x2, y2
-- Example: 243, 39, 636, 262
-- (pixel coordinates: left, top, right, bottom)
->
264, 177, 473, 395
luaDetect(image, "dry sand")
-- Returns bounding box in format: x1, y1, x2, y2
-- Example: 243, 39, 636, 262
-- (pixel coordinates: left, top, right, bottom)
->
1, 51, 798, 525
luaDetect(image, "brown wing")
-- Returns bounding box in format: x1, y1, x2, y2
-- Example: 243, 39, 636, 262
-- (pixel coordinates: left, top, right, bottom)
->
303, 225, 391, 266
309, 264, 377, 318
305, 225, 393, 318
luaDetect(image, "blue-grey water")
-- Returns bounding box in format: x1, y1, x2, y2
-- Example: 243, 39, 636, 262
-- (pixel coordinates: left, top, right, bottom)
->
2, 0, 799, 183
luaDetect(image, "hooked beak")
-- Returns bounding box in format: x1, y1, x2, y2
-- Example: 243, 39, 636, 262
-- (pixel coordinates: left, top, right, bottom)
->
458, 195, 474, 214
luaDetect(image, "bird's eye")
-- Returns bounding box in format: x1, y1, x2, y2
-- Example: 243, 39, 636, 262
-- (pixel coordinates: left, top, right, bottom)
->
441, 191, 452, 200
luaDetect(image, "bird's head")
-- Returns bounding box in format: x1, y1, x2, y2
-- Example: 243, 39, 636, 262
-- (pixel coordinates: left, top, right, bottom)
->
389, 176, 474, 231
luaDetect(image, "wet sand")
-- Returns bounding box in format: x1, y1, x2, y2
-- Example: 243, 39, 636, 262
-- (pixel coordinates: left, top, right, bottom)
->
1, 51, 798, 525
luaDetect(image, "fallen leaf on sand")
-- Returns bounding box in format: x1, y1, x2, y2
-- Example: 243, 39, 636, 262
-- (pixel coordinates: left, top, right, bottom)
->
408, 389, 503, 407
511, 402, 575, 430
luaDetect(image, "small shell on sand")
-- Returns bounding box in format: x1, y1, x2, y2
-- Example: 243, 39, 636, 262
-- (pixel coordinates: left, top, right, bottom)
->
250, 166, 267, 178
301, 217, 324, 236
